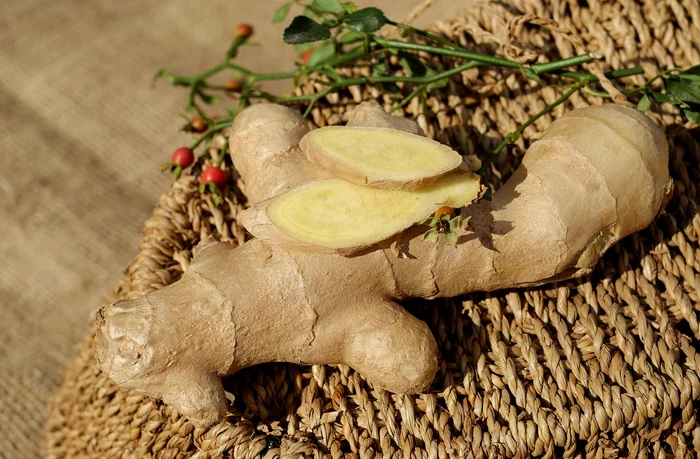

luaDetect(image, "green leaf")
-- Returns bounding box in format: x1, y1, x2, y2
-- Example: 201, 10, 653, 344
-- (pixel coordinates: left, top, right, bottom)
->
153, 69, 176, 84
420, 216, 437, 226
342, 2, 357, 13
428, 77, 449, 90
666, 77, 700, 104
637, 93, 651, 112
678, 65, 700, 83
161, 162, 172, 172
399, 27, 415, 38
449, 216, 461, 231
312, 0, 342, 13
284, 16, 331, 44
273, 2, 293, 23
423, 229, 439, 242
684, 109, 700, 124
398, 52, 427, 77
651, 91, 673, 104
199, 92, 222, 105
339, 30, 365, 44
307, 40, 336, 67
343, 7, 387, 33
371, 60, 387, 77
521, 67, 545, 85
444, 231, 458, 246
295, 42, 315, 55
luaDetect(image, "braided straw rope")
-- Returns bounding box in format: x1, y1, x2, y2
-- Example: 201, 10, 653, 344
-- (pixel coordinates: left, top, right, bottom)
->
47, 0, 700, 457
501, 14, 629, 104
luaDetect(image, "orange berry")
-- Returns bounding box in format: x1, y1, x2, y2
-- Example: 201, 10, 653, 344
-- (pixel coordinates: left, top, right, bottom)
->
224, 79, 243, 93
300, 49, 313, 65
434, 206, 456, 219
191, 116, 207, 133
235, 23, 253, 39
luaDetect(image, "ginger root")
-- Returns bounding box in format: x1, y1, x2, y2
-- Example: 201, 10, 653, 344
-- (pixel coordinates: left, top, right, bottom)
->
96, 102, 669, 428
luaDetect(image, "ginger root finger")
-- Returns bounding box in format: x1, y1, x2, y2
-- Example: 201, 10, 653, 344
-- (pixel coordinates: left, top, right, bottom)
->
96, 104, 669, 429
227, 102, 425, 204
300, 126, 462, 189
228, 103, 330, 203
96, 240, 437, 426
343, 299, 438, 394
241, 169, 481, 253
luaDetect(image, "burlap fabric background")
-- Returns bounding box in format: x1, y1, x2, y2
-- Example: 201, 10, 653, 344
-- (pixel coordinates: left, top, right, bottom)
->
0, 1, 466, 458
37, 0, 700, 456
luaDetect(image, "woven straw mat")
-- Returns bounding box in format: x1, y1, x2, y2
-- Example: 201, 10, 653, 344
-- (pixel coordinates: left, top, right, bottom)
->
46, 0, 700, 457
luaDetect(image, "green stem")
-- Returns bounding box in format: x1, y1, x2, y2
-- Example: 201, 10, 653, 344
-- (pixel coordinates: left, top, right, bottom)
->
173, 63, 228, 85
319, 61, 480, 86
389, 84, 425, 114
191, 122, 231, 150
216, 137, 229, 167
226, 62, 297, 80
582, 87, 610, 98
387, 20, 467, 51
555, 66, 645, 82
477, 85, 579, 175
188, 85, 207, 117
530, 53, 599, 74
247, 61, 478, 109
374, 38, 522, 69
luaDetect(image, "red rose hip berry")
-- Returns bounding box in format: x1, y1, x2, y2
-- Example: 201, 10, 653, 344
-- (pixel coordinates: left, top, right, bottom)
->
201, 167, 227, 187
171, 147, 194, 168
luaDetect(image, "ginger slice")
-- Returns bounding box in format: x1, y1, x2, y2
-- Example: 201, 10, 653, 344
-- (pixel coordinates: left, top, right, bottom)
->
245, 169, 481, 252
300, 126, 463, 190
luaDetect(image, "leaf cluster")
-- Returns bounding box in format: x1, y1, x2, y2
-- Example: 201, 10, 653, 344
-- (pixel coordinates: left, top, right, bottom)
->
421, 212, 462, 246
636, 66, 700, 123
279, 1, 387, 44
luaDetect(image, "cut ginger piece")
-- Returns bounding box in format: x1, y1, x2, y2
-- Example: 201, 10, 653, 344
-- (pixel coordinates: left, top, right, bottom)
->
241, 169, 482, 254
300, 126, 463, 190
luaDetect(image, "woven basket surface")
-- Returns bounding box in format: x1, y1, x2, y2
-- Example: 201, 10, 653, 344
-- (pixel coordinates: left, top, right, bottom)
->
46, 0, 700, 457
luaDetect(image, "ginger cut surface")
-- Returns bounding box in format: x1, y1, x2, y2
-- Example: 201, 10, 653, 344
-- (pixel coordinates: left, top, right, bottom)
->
301, 126, 462, 189
244, 169, 480, 252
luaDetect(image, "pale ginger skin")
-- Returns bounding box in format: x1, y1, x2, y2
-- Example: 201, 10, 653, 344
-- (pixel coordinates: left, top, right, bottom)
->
96, 102, 669, 428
